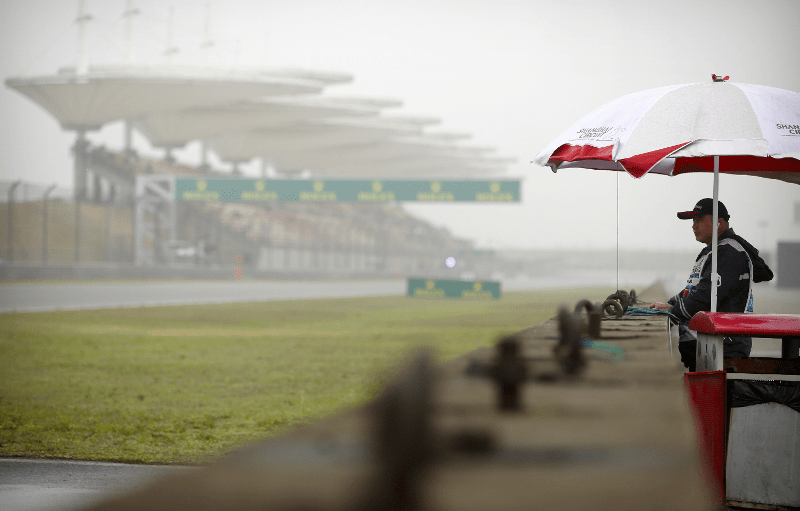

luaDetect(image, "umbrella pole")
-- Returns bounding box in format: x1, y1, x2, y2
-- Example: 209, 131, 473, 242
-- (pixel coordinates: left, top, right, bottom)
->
711, 155, 719, 313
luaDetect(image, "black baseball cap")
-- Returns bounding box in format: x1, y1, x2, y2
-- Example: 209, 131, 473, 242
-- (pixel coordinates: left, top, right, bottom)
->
677, 198, 729, 220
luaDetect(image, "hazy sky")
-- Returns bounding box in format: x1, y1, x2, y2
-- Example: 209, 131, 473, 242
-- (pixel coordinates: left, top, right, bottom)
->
1, 0, 799, 252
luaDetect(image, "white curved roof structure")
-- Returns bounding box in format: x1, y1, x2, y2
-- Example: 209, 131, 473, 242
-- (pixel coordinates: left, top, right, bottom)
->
273, 137, 491, 169
6, 61, 513, 178
5, 65, 328, 130
264, 137, 509, 177
244, 67, 352, 86
301, 160, 507, 178
132, 95, 403, 149
208, 117, 432, 163
3, 3, 515, 183
301, 153, 514, 178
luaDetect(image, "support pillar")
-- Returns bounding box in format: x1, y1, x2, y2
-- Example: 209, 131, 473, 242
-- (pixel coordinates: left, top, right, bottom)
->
124, 120, 134, 156
134, 175, 176, 267
73, 131, 89, 202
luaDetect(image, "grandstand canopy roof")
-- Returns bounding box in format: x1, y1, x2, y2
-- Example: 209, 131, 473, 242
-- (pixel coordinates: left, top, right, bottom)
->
208, 117, 436, 163
5, 61, 514, 178
299, 154, 515, 177
132, 95, 404, 149
265, 143, 513, 178
4, 65, 331, 130
273, 137, 494, 169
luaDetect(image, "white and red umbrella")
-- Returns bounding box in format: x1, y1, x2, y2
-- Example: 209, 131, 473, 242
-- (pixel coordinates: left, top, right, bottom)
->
532, 75, 800, 311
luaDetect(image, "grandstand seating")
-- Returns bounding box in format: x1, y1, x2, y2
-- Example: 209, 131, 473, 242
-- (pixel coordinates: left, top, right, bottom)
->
1, 143, 479, 279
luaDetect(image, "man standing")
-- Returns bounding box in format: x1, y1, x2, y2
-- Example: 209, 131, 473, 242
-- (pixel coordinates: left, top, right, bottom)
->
650, 198, 773, 371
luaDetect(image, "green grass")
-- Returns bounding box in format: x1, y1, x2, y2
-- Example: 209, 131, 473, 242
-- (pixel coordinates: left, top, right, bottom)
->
0, 287, 607, 464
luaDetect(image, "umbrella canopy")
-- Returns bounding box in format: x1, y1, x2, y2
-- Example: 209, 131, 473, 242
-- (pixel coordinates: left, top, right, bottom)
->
533, 79, 800, 184
532, 77, 800, 312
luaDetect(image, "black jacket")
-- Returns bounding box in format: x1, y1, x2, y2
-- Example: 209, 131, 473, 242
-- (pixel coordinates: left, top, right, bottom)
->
668, 228, 773, 323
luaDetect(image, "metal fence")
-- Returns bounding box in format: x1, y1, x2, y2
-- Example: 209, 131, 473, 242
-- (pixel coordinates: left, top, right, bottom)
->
0, 180, 73, 204
0, 195, 135, 264
0, 179, 489, 278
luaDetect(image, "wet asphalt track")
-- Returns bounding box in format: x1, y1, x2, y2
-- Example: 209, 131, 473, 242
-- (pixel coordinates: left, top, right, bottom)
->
0, 279, 407, 313
0, 458, 192, 511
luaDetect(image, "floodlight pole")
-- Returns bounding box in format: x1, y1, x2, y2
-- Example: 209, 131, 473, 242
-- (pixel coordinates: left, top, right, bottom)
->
201, 2, 214, 64
711, 155, 720, 313
76, 0, 92, 75
73, 130, 88, 201
164, 6, 179, 63
72, 130, 89, 263
123, 0, 140, 64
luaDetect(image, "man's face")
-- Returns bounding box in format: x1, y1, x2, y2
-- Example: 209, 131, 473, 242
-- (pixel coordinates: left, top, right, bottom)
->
692, 215, 714, 245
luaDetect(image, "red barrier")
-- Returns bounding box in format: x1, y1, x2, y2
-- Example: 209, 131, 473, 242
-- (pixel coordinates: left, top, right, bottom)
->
688, 312, 800, 337
684, 371, 727, 506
